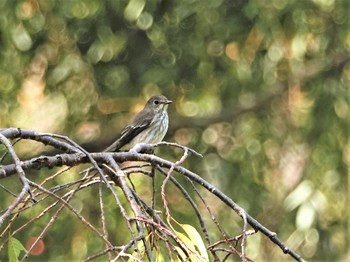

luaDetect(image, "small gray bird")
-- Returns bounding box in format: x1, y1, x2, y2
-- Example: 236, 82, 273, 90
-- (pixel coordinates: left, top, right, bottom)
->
104, 95, 172, 152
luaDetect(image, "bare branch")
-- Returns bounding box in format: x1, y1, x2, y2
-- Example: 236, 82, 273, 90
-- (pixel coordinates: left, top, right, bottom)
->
0, 133, 36, 227
0, 129, 305, 261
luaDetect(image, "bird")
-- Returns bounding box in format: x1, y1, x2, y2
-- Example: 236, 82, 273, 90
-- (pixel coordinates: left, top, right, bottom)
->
104, 95, 172, 152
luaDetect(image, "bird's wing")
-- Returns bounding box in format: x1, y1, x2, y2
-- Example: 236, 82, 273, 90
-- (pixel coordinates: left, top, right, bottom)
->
104, 112, 154, 152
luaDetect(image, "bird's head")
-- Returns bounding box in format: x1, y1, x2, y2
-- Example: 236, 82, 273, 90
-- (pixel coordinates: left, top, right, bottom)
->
146, 95, 172, 113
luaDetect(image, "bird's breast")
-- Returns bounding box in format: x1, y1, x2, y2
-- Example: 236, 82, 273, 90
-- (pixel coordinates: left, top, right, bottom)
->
128, 111, 169, 147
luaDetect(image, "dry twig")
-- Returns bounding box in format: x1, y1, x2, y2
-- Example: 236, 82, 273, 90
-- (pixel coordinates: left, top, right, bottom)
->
0, 128, 305, 262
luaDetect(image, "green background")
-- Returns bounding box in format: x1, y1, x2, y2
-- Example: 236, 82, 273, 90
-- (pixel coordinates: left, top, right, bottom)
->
0, 0, 349, 261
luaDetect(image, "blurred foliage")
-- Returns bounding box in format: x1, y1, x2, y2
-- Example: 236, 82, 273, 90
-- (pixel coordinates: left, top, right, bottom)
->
0, 0, 350, 261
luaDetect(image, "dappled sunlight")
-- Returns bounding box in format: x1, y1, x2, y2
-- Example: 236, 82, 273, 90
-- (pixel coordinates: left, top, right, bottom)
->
0, 0, 349, 261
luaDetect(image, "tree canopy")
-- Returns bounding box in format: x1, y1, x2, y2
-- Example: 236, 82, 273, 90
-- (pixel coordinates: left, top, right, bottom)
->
0, 0, 349, 261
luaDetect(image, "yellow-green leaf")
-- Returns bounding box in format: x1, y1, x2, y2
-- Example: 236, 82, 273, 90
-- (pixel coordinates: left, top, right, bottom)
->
8, 237, 27, 262
181, 224, 209, 261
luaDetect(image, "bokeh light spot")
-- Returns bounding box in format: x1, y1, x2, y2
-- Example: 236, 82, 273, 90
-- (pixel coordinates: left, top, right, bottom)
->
26, 237, 45, 256
11, 24, 32, 51
124, 0, 145, 22
182, 101, 199, 117
225, 42, 240, 61
137, 12, 153, 30
207, 40, 224, 57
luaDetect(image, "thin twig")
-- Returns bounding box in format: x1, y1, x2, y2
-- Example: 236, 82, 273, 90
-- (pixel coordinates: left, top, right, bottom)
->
240, 210, 248, 262
155, 141, 203, 158
0, 133, 305, 262
157, 166, 220, 261
0, 134, 36, 227
161, 146, 190, 223
105, 156, 148, 260
99, 180, 112, 261
26, 180, 114, 247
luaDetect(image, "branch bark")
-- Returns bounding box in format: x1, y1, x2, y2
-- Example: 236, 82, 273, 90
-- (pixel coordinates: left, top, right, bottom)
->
0, 128, 305, 261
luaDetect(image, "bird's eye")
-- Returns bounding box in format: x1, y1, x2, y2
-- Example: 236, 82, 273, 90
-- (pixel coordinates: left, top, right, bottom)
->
154, 100, 160, 105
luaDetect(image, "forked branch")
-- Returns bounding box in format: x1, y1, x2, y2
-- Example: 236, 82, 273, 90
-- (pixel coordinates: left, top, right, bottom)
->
0, 128, 304, 262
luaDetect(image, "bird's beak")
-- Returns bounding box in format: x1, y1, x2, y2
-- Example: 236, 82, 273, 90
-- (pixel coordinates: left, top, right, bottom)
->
165, 100, 172, 104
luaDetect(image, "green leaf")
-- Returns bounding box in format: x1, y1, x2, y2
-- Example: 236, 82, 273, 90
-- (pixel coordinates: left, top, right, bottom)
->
181, 224, 209, 261
7, 237, 27, 262
172, 224, 208, 262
